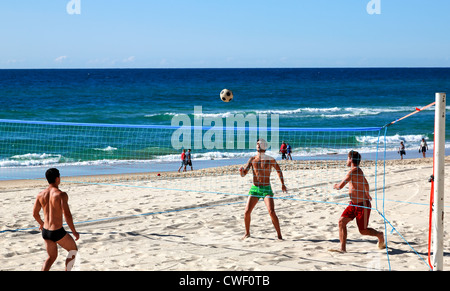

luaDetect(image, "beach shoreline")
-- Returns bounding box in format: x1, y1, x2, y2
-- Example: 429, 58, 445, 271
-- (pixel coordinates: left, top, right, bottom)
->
0, 156, 443, 189
1, 147, 448, 182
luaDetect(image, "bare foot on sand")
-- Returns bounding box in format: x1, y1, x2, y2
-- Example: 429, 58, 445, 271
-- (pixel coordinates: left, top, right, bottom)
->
241, 233, 250, 240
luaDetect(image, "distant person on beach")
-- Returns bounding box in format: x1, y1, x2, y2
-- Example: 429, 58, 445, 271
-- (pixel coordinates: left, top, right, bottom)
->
280, 141, 287, 160
178, 149, 186, 172
185, 149, 193, 171
331, 151, 385, 253
398, 141, 406, 160
286, 143, 292, 160
32, 168, 79, 271
239, 139, 287, 240
419, 138, 428, 158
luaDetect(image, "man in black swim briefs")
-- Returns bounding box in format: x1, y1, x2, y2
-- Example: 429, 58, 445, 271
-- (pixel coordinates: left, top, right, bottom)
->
33, 168, 79, 271
42, 227, 67, 242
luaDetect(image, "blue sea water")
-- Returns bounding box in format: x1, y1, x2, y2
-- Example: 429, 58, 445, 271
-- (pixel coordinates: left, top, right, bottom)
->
0, 68, 449, 178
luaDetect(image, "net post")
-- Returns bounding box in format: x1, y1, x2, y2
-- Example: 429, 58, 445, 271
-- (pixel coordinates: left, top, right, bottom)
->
432, 92, 446, 271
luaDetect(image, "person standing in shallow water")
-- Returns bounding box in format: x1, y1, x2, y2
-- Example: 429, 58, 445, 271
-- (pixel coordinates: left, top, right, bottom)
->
419, 138, 428, 158
398, 141, 406, 160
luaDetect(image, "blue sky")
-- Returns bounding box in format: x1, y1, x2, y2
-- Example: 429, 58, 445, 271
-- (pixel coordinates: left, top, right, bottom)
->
1, 0, 449, 68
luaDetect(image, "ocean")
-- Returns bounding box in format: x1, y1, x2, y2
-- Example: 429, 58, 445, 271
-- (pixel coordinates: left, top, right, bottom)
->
0, 68, 449, 179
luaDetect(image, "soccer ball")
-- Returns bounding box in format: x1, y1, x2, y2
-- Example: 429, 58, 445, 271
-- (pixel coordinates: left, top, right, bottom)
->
220, 89, 233, 102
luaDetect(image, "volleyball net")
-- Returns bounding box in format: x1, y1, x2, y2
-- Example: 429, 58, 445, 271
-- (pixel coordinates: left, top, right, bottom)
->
0, 96, 445, 270
0, 118, 384, 194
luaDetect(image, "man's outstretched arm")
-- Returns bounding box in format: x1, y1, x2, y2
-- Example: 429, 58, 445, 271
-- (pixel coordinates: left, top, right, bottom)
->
334, 172, 351, 190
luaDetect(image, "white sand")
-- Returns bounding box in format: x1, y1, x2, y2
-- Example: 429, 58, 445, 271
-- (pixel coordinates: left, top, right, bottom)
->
1, 157, 448, 271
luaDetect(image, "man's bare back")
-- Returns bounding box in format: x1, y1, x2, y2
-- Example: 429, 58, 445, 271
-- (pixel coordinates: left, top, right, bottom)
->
36, 186, 66, 230
33, 168, 79, 271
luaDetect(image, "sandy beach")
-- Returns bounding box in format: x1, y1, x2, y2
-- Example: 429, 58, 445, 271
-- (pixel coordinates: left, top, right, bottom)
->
1, 156, 448, 271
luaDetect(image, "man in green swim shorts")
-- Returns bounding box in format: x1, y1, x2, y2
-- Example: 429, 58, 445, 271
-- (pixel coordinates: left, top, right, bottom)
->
239, 139, 287, 240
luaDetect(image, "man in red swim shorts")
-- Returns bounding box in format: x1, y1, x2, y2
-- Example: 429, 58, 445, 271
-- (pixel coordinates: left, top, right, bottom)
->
332, 151, 385, 253
341, 200, 371, 232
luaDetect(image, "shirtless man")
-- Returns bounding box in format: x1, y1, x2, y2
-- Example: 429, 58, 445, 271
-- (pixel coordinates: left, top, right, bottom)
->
333, 151, 385, 252
239, 139, 287, 240
33, 168, 79, 271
